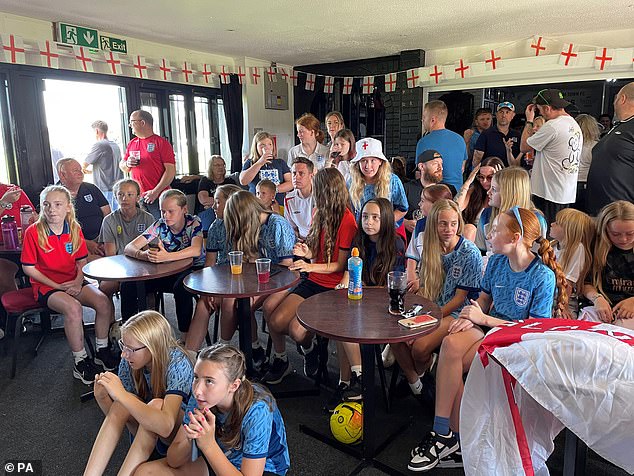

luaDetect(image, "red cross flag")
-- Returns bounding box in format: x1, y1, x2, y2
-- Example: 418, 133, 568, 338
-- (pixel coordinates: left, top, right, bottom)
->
159, 58, 172, 81
236, 65, 246, 84
278, 67, 289, 83
343, 77, 353, 95
305, 73, 316, 91
1, 34, 26, 64
529, 36, 547, 56
484, 49, 502, 71
384, 73, 397, 93
200, 64, 214, 84
38, 40, 59, 69
429, 65, 443, 85
454, 59, 471, 79
289, 69, 298, 87
558, 43, 579, 67
362, 76, 374, 95
266, 66, 277, 82
104, 51, 122, 75
218, 65, 231, 84
250, 66, 261, 85
133, 55, 148, 79
323, 76, 334, 94
594, 47, 615, 71
73, 46, 94, 73
180, 61, 193, 83
406, 68, 420, 88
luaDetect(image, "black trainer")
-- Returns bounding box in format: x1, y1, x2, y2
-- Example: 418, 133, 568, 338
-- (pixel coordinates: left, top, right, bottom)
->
325, 382, 349, 413
342, 372, 363, 401
73, 357, 101, 384
261, 357, 291, 385
437, 449, 463, 469
252, 346, 267, 372
408, 430, 459, 472
301, 342, 320, 378
95, 346, 120, 371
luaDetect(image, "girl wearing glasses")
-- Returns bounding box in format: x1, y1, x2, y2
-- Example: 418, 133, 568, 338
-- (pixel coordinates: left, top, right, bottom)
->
455, 156, 504, 231
407, 207, 566, 472
85, 311, 194, 476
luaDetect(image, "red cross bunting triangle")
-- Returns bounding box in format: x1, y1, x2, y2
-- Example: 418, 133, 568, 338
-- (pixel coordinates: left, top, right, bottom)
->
559, 43, 578, 67
104, 52, 122, 75
200, 64, 214, 84
323, 76, 334, 94
250, 67, 261, 85
429, 65, 443, 84
485, 49, 502, 71
218, 65, 231, 84
133, 55, 148, 79
362, 76, 374, 95
236, 66, 246, 84
342, 77, 353, 95
1, 34, 26, 64
594, 48, 615, 71
159, 59, 172, 81
530, 36, 547, 56
406, 68, 420, 88
266, 66, 277, 82
73, 46, 93, 72
180, 61, 193, 83
454, 59, 470, 79
38, 40, 59, 69
289, 69, 298, 87
305, 73, 316, 91
278, 68, 289, 83
384, 73, 397, 93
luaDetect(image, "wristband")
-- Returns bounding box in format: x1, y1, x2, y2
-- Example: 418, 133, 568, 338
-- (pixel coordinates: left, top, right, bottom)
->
590, 293, 603, 304
525, 121, 533, 126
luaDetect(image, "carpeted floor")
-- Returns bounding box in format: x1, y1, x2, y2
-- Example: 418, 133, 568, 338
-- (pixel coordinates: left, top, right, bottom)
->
0, 296, 628, 476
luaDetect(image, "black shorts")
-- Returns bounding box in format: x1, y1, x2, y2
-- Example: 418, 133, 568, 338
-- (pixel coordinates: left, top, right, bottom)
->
37, 289, 64, 307
290, 278, 331, 300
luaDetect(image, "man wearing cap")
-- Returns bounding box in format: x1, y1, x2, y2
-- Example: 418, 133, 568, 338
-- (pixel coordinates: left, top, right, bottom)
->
586, 81, 634, 215
473, 102, 522, 168
520, 89, 582, 225
403, 150, 457, 232
416, 100, 468, 191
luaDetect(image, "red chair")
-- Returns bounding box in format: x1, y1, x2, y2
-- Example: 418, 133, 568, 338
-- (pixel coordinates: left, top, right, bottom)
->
0, 258, 51, 379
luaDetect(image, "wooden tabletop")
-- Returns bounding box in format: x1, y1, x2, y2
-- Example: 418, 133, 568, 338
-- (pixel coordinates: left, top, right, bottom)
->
183, 264, 300, 298
296, 288, 442, 344
82, 254, 193, 282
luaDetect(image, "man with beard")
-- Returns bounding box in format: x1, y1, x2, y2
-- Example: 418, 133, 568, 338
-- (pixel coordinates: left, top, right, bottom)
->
473, 102, 522, 168
403, 149, 457, 233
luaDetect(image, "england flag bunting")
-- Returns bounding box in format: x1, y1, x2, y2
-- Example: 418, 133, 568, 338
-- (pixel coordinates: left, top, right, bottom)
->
250, 66, 261, 85
559, 43, 579, 67
278, 67, 289, 83
406, 68, 420, 88
38, 40, 60, 69
200, 63, 213, 84
181, 61, 193, 83
218, 65, 231, 84
305, 73, 316, 91
236, 65, 246, 84
461, 319, 634, 476
362, 76, 374, 95
454, 59, 471, 79
133, 56, 148, 79
73, 46, 93, 73
594, 47, 615, 71
343, 77, 353, 95
266, 66, 277, 82
384, 73, 397, 93
158, 59, 172, 81
0, 34, 26, 64
289, 69, 298, 87
104, 51, 122, 75
323, 76, 334, 94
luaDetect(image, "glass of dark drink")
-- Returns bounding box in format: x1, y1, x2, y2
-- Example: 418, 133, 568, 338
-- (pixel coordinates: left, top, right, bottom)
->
387, 271, 407, 315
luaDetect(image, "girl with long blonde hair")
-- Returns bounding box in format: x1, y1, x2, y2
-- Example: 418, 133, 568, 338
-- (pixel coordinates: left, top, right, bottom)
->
581, 201, 634, 329
21, 185, 116, 384
135, 344, 290, 476
85, 311, 194, 476
550, 208, 595, 317
391, 199, 482, 398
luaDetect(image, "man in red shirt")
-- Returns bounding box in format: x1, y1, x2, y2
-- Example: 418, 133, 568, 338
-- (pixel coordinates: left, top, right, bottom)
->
119, 110, 176, 219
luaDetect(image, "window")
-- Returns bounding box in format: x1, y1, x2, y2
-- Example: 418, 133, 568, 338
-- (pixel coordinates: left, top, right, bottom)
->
216, 98, 232, 169
140, 91, 162, 135
169, 94, 189, 175
0, 77, 12, 183
194, 96, 213, 174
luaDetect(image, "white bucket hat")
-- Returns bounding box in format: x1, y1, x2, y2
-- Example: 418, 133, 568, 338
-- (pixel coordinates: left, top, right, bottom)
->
351, 137, 387, 163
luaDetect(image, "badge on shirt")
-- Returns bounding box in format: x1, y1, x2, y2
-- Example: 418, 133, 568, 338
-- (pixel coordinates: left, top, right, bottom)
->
137, 224, 146, 232
84, 194, 93, 203
65, 241, 73, 254
147, 143, 155, 153
451, 265, 462, 279
259, 169, 280, 184
514, 287, 531, 308
117, 225, 122, 235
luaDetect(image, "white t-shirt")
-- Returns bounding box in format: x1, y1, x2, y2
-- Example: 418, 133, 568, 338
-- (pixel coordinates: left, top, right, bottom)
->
283, 188, 314, 240
287, 143, 330, 171
577, 140, 597, 182
527, 115, 582, 204
554, 242, 585, 284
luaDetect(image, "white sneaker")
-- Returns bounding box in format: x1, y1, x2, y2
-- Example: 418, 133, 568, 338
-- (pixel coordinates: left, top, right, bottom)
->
381, 344, 395, 367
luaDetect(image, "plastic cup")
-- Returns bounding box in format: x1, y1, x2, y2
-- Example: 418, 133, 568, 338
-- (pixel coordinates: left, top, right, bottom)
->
256, 258, 271, 283
129, 150, 141, 166
387, 271, 407, 315
229, 251, 243, 275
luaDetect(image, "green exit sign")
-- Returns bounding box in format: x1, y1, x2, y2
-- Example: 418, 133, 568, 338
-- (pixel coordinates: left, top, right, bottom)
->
100, 35, 127, 54
57, 22, 99, 49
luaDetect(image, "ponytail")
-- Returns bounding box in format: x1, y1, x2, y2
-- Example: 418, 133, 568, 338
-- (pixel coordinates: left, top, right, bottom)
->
536, 236, 568, 318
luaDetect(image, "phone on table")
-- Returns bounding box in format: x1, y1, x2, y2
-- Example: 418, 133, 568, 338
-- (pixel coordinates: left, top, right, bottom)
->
398, 313, 438, 329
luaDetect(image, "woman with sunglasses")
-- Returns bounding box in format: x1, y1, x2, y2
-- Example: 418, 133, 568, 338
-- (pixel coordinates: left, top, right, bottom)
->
84, 311, 194, 476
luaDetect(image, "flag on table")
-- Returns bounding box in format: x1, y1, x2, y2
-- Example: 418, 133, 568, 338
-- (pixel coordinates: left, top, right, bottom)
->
73, 46, 93, 73
384, 73, 397, 93
362, 76, 374, 95
38, 40, 59, 69
324, 76, 334, 94
1, 34, 26, 64
305, 73, 316, 91
343, 77, 353, 95
104, 52, 122, 75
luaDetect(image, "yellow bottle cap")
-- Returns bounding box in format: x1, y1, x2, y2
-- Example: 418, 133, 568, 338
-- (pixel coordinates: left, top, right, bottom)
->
351, 247, 359, 257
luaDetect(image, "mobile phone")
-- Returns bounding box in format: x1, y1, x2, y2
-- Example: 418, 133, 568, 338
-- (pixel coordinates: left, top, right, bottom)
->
398, 313, 438, 329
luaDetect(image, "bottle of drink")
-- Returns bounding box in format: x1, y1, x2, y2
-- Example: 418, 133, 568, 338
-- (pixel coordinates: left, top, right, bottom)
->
347, 247, 363, 300
1, 215, 19, 249
20, 205, 32, 237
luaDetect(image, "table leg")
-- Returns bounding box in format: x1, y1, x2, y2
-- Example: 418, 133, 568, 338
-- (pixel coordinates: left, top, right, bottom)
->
236, 297, 253, 377
360, 343, 376, 460
563, 428, 587, 476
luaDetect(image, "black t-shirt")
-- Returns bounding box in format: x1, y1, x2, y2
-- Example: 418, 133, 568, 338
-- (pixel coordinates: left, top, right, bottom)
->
601, 246, 634, 304
474, 126, 521, 167
586, 116, 634, 216
403, 180, 457, 219
363, 236, 406, 286
196, 176, 236, 212
74, 182, 108, 240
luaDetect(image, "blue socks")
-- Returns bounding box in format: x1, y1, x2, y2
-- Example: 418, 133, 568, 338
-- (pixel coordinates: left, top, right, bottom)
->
433, 416, 450, 436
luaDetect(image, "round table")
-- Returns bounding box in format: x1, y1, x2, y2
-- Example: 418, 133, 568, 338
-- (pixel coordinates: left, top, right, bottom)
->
83, 254, 193, 312
296, 288, 441, 471
184, 264, 300, 375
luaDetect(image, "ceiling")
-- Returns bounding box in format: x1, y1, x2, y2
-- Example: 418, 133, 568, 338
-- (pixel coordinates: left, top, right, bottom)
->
1, 0, 633, 65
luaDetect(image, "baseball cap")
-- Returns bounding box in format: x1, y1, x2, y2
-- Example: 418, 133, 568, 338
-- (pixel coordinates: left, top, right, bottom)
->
497, 101, 515, 112
416, 149, 443, 165
532, 89, 571, 108
351, 138, 387, 163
